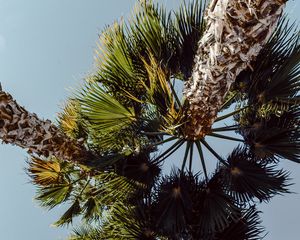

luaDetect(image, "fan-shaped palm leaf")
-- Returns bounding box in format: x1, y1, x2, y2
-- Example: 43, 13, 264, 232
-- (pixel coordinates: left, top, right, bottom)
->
174, 0, 206, 79
219, 146, 290, 203
79, 83, 136, 133
214, 206, 264, 240
239, 108, 300, 162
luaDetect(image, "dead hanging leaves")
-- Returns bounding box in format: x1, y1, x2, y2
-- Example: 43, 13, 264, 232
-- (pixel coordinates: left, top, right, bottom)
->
183, 0, 287, 140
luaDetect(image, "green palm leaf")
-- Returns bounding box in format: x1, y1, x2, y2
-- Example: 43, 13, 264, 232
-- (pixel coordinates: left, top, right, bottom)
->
36, 184, 72, 209
79, 83, 136, 133
27, 157, 63, 186
54, 199, 82, 227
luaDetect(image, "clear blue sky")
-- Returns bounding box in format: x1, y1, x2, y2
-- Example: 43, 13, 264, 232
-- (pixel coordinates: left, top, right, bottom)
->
0, 1, 299, 239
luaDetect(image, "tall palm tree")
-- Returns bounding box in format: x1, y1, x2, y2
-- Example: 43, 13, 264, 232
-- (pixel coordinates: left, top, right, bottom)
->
184, 0, 287, 139
1, 0, 299, 239
0, 90, 92, 163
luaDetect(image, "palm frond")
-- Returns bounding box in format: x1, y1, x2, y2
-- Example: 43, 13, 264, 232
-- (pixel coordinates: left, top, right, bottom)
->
219, 146, 290, 203
54, 199, 81, 227
243, 18, 300, 116
28, 154, 138, 225
69, 225, 102, 240
214, 206, 264, 240
57, 99, 84, 139
36, 184, 72, 209
136, 55, 185, 135
96, 202, 153, 240
116, 151, 161, 186
79, 83, 136, 134
142, 55, 173, 113
174, 0, 206, 79
194, 175, 239, 238
27, 157, 62, 186
152, 170, 195, 236
95, 22, 146, 104
239, 107, 300, 163
129, 1, 177, 73
28, 157, 76, 209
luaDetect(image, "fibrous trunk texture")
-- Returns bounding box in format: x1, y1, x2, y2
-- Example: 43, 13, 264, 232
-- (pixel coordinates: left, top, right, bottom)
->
0, 90, 88, 163
183, 0, 287, 140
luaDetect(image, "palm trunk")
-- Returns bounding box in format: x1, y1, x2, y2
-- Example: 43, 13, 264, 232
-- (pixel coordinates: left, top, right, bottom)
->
0, 89, 89, 163
183, 0, 287, 140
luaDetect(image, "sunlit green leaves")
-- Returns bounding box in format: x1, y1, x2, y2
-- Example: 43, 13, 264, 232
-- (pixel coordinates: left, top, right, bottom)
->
129, 1, 177, 73
95, 22, 146, 104
36, 184, 72, 209
27, 155, 139, 226
57, 99, 83, 139
79, 83, 136, 133
69, 225, 102, 240
54, 200, 82, 227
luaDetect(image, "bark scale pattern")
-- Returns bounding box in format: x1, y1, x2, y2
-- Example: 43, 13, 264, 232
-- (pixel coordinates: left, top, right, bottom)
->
183, 0, 287, 140
0, 91, 88, 162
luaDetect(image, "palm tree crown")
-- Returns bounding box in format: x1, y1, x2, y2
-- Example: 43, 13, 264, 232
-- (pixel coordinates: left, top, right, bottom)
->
1, 0, 299, 239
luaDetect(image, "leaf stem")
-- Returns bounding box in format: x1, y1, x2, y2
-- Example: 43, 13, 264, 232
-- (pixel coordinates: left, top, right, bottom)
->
153, 139, 184, 164
189, 143, 194, 172
170, 78, 182, 107
215, 106, 248, 122
208, 133, 244, 142
152, 136, 177, 146
220, 92, 237, 110
181, 141, 191, 173
142, 131, 169, 136
200, 139, 228, 166
211, 125, 239, 132
195, 141, 208, 183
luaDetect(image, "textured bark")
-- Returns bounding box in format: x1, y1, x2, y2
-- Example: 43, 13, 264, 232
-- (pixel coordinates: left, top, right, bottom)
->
183, 0, 287, 140
0, 90, 89, 163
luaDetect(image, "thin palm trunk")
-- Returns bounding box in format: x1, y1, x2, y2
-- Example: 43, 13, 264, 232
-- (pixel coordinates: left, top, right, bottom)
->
0, 89, 89, 163
183, 0, 287, 140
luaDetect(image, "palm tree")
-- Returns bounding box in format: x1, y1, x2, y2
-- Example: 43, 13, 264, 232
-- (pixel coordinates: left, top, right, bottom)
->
1, 0, 299, 239
0, 90, 92, 163
184, 0, 287, 139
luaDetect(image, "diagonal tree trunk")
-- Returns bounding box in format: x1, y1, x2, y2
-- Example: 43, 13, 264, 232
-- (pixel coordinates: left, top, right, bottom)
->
183, 0, 287, 140
0, 88, 89, 163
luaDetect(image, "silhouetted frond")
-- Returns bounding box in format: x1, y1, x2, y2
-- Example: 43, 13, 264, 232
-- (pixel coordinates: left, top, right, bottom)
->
219, 146, 290, 203
194, 174, 239, 238
152, 170, 196, 236
239, 108, 300, 163
214, 206, 264, 240
174, 0, 206, 79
